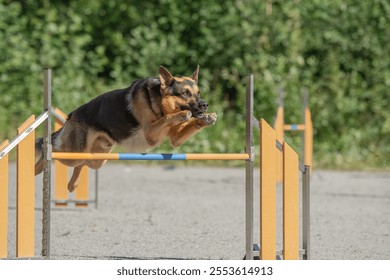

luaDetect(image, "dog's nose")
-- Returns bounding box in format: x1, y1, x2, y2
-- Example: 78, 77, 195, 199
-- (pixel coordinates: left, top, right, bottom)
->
199, 100, 208, 111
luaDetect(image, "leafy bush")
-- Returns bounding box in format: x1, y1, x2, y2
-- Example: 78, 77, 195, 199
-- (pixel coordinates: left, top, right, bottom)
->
0, 0, 389, 169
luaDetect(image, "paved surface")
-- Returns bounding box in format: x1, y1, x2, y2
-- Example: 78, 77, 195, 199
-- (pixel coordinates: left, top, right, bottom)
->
5, 163, 390, 259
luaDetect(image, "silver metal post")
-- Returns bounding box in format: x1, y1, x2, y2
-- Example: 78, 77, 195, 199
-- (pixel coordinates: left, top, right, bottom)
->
245, 74, 254, 260
302, 165, 310, 260
42, 68, 52, 258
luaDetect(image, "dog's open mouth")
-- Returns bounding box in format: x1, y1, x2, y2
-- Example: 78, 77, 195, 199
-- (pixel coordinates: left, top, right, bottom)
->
185, 107, 206, 119
196, 112, 205, 118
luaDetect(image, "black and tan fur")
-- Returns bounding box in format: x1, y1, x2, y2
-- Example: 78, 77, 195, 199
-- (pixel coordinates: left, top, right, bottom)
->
35, 66, 217, 192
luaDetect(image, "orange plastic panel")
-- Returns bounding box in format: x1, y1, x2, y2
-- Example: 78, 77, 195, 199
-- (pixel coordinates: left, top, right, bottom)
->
16, 115, 35, 257
283, 143, 299, 260
304, 108, 313, 173
54, 119, 69, 207
260, 119, 277, 260
274, 107, 284, 183
75, 166, 89, 207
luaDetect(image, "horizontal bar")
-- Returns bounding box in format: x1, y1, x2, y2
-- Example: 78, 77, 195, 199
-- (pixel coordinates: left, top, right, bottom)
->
52, 152, 250, 161
51, 109, 67, 124
284, 124, 305, 131
0, 111, 49, 160
119, 153, 185, 160
251, 116, 260, 131
53, 153, 118, 160
186, 153, 250, 160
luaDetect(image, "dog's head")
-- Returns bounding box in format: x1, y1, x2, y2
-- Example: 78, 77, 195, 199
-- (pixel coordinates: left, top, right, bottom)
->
159, 66, 208, 118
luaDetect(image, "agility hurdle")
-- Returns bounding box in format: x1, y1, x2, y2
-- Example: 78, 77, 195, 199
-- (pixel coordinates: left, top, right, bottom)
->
0, 116, 40, 258
49, 75, 310, 260
259, 119, 310, 260
0, 70, 310, 260
50, 121, 310, 260
0, 69, 52, 258
274, 88, 313, 183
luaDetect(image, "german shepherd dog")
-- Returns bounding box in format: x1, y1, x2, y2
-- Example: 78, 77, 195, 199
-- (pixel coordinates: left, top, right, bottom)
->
35, 66, 217, 192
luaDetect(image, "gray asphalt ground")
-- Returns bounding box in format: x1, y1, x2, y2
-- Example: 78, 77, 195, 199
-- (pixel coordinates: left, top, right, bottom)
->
5, 162, 390, 260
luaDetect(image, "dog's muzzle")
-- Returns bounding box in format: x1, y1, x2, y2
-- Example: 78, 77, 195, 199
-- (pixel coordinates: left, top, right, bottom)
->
181, 99, 208, 118
193, 99, 208, 118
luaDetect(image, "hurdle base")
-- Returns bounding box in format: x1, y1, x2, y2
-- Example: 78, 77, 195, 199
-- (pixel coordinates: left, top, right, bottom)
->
52, 199, 97, 208
243, 244, 307, 260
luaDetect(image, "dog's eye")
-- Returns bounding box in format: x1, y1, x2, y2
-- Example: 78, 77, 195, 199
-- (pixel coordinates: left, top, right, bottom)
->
183, 90, 191, 98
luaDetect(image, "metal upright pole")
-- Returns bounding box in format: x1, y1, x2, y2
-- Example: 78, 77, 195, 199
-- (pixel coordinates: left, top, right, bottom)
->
245, 74, 254, 260
42, 68, 52, 258
302, 165, 310, 260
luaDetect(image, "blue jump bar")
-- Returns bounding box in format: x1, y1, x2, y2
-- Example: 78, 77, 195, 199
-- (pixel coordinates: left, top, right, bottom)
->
118, 153, 187, 160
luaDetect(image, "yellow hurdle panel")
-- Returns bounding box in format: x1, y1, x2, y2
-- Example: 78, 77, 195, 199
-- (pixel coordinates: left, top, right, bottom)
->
0, 140, 9, 258
283, 143, 299, 260
304, 107, 313, 172
16, 115, 35, 258
274, 106, 284, 143
54, 118, 69, 207
274, 106, 284, 184
75, 166, 89, 207
54, 161, 68, 207
260, 119, 277, 260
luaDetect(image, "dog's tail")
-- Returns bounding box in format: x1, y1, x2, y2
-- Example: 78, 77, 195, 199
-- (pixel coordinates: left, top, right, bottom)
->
35, 129, 62, 175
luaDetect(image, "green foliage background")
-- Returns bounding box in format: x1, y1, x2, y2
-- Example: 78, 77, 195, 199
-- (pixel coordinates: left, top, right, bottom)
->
0, 0, 389, 169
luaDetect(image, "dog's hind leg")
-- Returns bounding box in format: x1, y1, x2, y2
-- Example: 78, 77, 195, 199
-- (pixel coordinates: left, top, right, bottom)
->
67, 165, 85, 192
35, 158, 43, 175
35, 129, 61, 175
85, 133, 114, 169
35, 137, 44, 175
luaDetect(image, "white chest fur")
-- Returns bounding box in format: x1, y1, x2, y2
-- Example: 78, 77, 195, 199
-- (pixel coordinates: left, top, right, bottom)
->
119, 129, 153, 153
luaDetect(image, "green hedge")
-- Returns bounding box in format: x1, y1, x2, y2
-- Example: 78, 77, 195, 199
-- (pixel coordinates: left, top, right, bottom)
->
1, 0, 389, 169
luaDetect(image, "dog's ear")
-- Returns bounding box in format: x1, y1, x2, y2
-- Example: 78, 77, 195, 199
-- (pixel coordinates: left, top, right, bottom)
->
159, 66, 174, 89
191, 65, 200, 83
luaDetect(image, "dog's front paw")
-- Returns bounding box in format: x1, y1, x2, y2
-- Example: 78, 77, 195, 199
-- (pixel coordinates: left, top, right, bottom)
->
178, 110, 192, 122
170, 110, 192, 125
198, 112, 217, 127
